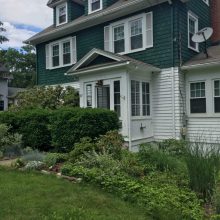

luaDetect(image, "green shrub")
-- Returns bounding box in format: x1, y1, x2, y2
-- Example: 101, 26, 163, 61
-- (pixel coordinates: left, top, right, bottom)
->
44, 153, 68, 167
185, 141, 220, 202
50, 108, 119, 152
0, 109, 51, 151
0, 108, 119, 152
69, 137, 97, 163
96, 130, 124, 160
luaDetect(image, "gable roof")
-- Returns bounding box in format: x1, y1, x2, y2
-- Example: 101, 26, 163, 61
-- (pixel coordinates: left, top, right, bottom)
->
182, 45, 220, 70
66, 48, 160, 75
25, 0, 188, 45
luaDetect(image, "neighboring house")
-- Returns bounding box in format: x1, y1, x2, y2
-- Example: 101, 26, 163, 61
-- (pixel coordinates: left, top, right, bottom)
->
25, 0, 220, 150
0, 63, 11, 111
8, 87, 25, 107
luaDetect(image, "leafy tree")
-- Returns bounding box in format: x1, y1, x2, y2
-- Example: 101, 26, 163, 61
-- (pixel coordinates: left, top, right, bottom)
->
12, 85, 79, 110
0, 45, 36, 88
0, 21, 9, 44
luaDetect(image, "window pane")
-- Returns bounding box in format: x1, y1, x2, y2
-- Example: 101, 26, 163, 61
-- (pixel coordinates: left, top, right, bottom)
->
190, 98, 206, 113
86, 84, 92, 107
114, 25, 125, 53
114, 81, 121, 117
59, 6, 66, 24
190, 82, 205, 98
131, 35, 143, 50
91, 0, 100, 11
130, 19, 143, 50
214, 80, 220, 97
131, 80, 140, 116
0, 101, 4, 111
215, 97, 220, 113
52, 44, 59, 67
63, 41, 71, 65
97, 86, 110, 109
142, 82, 150, 116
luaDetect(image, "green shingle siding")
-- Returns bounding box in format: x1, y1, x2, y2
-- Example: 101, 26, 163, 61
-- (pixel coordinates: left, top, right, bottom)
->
37, 0, 211, 85
174, 0, 211, 65
68, 0, 84, 21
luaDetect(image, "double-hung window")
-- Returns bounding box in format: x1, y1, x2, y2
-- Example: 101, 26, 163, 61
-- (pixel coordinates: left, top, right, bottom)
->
190, 82, 206, 113
131, 80, 150, 117
130, 19, 143, 50
104, 12, 153, 54
188, 12, 199, 51
214, 80, 220, 113
45, 37, 77, 69
88, 0, 102, 14
113, 25, 125, 53
52, 44, 60, 67
56, 3, 67, 26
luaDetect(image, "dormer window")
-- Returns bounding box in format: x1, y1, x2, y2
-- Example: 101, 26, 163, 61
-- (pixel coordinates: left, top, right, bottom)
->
56, 3, 67, 26
88, 0, 102, 14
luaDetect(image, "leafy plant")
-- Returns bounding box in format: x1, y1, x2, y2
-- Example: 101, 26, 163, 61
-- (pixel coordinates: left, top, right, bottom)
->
96, 130, 124, 160
44, 153, 68, 167
69, 137, 97, 163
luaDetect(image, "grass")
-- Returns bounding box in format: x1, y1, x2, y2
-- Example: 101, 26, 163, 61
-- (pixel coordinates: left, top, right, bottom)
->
0, 167, 148, 220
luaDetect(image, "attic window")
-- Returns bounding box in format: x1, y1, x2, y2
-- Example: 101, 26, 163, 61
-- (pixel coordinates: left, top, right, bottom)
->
56, 3, 67, 26
88, 0, 102, 14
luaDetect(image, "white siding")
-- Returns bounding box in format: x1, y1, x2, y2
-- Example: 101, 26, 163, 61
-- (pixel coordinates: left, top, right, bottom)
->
152, 67, 183, 140
185, 67, 220, 143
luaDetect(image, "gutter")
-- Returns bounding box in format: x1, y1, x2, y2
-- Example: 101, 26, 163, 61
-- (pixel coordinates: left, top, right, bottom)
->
181, 61, 220, 70
25, 0, 185, 45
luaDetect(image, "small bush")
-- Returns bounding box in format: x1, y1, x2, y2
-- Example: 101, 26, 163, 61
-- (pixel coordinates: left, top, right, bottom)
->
96, 130, 124, 160
12, 158, 25, 168
24, 161, 45, 171
185, 141, 220, 202
44, 153, 68, 167
69, 137, 97, 163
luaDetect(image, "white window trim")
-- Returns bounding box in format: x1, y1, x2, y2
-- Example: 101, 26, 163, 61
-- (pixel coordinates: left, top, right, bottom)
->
56, 3, 68, 26
108, 12, 153, 55
46, 37, 76, 70
131, 80, 151, 118
88, 0, 103, 14
188, 11, 199, 52
213, 79, 220, 114
189, 81, 207, 114
202, 0, 209, 6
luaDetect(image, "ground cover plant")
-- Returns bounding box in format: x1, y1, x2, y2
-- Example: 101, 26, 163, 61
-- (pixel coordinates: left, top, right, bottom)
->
0, 167, 148, 220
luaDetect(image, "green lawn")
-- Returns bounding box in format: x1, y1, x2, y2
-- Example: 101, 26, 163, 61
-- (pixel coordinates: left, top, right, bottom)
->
0, 167, 148, 220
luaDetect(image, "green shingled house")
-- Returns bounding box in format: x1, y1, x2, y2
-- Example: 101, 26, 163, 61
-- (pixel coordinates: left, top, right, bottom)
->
26, 0, 220, 150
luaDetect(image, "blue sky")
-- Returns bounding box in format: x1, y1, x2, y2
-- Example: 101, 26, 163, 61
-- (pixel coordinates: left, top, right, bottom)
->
0, 0, 53, 49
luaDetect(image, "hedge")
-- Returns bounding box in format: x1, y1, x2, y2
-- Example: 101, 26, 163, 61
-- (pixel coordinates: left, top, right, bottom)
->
0, 108, 119, 152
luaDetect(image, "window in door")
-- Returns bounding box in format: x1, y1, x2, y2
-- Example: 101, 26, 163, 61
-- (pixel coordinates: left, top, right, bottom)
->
97, 86, 110, 109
